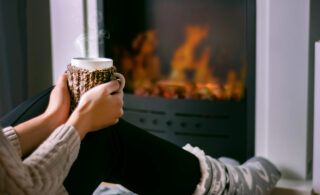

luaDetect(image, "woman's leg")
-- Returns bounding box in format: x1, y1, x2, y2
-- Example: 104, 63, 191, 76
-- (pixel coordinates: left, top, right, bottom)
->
64, 119, 201, 195
0, 87, 53, 127
1, 88, 281, 195
0, 88, 201, 195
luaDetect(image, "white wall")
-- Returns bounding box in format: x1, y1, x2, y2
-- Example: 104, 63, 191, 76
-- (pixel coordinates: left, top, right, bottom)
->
256, 0, 311, 180
50, 0, 99, 83
50, 0, 85, 83
314, 41, 320, 193
87, 0, 99, 58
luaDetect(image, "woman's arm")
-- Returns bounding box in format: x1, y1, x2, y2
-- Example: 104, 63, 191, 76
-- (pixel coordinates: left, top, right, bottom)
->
0, 124, 80, 194
0, 74, 124, 194
12, 73, 124, 156
14, 74, 71, 156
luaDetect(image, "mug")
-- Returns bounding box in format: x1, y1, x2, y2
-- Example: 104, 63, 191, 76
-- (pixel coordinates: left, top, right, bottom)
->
67, 57, 125, 111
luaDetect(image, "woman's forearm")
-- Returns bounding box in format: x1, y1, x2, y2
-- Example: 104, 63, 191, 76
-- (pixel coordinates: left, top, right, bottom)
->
14, 113, 58, 156
0, 125, 80, 194
12, 74, 72, 157
12, 76, 123, 157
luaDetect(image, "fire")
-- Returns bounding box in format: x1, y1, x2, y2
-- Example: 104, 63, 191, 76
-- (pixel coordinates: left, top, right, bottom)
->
120, 30, 161, 92
170, 25, 212, 83
119, 25, 245, 101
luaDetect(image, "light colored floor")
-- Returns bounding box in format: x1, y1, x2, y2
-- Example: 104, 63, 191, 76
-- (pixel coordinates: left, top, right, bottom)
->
271, 179, 315, 195
100, 180, 319, 195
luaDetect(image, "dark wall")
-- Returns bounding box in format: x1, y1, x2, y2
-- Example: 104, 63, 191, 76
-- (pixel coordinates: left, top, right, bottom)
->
0, 0, 52, 118
0, 1, 28, 118
27, 0, 52, 97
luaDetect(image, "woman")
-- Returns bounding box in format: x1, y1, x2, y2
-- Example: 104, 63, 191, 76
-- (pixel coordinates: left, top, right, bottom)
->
0, 74, 280, 195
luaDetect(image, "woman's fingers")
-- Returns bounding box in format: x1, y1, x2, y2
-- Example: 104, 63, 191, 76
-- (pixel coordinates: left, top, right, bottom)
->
56, 73, 68, 87
102, 80, 121, 94
67, 78, 125, 138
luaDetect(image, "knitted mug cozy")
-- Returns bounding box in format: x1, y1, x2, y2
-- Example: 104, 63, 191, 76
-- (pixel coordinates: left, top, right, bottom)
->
67, 64, 118, 112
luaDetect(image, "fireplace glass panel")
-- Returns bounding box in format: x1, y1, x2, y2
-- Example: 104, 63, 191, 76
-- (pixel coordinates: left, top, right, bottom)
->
100, 0, 255, 162
103, 0, 248, 101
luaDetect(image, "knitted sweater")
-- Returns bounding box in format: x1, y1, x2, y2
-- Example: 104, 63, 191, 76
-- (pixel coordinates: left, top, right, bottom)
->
0, 125, 80, 194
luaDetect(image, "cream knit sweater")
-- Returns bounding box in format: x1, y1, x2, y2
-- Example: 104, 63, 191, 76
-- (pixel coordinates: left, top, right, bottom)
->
0, 125, 80, 194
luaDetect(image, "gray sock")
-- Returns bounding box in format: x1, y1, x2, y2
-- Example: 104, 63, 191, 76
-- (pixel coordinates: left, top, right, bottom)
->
218, 157, 240, 166
224, 156, 281, 195
183, 144, 281, 195
205, 156, 281, 195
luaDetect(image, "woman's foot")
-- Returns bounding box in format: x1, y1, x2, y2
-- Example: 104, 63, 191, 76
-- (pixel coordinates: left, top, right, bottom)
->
183, 144, 281, 195
218, 157, 240, 166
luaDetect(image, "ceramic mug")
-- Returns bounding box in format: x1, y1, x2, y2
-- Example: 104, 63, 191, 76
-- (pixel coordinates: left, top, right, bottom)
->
67, 57, 125, 111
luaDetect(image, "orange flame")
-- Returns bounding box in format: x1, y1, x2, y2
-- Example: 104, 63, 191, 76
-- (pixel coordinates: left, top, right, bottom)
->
119, 25, 246, 101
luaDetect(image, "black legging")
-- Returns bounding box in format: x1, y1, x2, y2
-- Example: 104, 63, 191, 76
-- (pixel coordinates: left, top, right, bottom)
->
0, 87, 201, 195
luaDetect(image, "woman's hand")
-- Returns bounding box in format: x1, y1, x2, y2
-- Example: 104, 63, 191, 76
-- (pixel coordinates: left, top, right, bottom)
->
14, 74, 71, 156
43, 73, 70, 130
66, 80, 124, 139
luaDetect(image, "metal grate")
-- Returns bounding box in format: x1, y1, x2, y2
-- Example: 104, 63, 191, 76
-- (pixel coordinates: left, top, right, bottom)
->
122, 94, 248, 162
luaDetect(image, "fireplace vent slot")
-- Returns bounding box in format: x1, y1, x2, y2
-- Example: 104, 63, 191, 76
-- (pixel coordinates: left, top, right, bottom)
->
174, 132, 229, 138
124, 108, 166, 115
175, 113, 229, 119
145, 129, 165, 134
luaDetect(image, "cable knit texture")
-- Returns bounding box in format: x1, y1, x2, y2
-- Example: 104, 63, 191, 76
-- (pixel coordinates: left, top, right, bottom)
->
0, 125, 80, 195
67, 64, 117, 111
2, 126, 22, 157
183, 144, 211, 195
184, 144, 281, 195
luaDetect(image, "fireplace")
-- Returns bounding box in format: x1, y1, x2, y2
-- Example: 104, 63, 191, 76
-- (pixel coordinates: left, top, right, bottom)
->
98, 0, 256, 162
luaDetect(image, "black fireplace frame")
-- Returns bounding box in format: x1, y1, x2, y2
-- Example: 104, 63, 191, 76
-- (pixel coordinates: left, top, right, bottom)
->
98, 0, 256, 162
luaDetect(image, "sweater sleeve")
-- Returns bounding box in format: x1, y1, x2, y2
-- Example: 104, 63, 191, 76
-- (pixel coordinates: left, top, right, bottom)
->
1, 126, 22, 157
0, 124, 80, 194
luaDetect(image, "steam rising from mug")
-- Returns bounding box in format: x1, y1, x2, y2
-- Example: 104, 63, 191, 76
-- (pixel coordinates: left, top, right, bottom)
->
74, 12, 110, 58
74, 30, 110, 57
